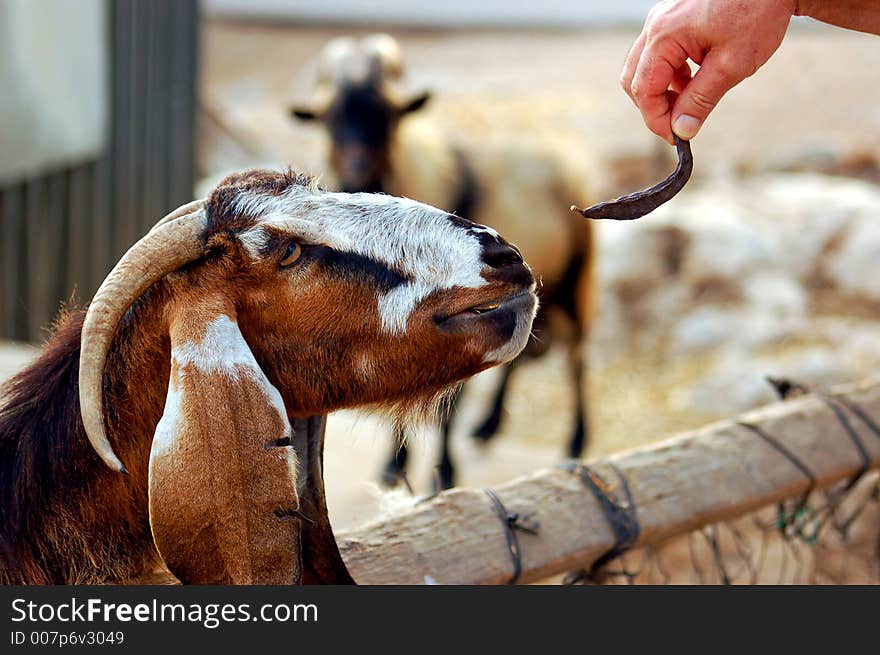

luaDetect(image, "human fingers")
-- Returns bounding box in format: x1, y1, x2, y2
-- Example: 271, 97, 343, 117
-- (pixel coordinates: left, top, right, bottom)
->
671, 51, 746, 139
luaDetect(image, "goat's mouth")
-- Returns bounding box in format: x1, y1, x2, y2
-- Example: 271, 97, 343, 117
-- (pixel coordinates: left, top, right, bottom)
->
469, 302, 502, 314
435, 289, 535, 326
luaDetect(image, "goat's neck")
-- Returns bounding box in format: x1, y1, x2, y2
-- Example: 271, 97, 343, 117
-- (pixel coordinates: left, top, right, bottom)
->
384, 122, 459, 210
102, 292, 176, 490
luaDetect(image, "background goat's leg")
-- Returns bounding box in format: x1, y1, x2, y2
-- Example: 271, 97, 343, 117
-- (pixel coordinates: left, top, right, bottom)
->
472, 359, 519, 443
436, 384, 464, 490
380, 423, 410, 487
566, 338, 589, 459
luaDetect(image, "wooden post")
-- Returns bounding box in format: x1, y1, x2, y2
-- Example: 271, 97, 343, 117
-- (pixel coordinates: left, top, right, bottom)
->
336, 379, 880, 584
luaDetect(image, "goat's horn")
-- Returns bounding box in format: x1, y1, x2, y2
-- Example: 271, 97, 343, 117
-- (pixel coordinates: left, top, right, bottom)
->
79, 206, 208, 472
316, 36, 357, 84
148, 198, 205, 234
363, 33, 403, 80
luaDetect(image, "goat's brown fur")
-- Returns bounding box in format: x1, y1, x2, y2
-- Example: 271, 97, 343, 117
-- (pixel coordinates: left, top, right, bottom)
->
0, 303, 168, 584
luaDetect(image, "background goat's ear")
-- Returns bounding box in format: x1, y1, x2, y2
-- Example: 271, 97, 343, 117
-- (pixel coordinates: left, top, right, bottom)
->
400, 90, 431, 115
290, 105, 319, 121
148, 297, 302, 584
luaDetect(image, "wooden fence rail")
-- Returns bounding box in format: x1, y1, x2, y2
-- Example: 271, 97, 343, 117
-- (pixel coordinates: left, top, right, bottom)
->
337, 379, 880, 584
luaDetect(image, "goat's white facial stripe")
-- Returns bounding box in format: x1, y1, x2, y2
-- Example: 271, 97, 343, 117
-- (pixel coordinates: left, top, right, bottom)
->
472, 225, 500, 240
234, 186, 487, 333
155, 315, 293, 452
377, 280, 434, 334
237, 229, 270, 261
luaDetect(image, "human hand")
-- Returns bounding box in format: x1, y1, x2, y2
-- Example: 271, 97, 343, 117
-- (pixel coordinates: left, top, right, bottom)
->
620, 0, 797, 143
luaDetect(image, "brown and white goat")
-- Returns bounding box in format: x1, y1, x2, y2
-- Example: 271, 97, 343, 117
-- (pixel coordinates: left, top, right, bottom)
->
292, 34, 596, 489
0, 169, 536, 585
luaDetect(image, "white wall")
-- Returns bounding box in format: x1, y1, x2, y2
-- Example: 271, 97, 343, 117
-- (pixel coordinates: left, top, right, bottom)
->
203, 0, 658, 28
0, 0, 107, 184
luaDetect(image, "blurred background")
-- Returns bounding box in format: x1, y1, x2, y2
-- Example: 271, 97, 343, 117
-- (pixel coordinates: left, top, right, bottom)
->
2, 1, 880, 531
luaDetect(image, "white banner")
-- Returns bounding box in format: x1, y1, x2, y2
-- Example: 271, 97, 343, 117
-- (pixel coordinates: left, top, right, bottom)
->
0, 0, 108, 184
203, 0, 658, 27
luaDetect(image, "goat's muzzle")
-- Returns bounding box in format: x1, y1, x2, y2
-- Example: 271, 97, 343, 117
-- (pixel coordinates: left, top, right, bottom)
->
434, 235, 537, 364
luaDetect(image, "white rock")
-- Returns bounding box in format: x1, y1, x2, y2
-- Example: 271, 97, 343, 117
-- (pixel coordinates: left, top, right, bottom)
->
730, 314, 808, 351
682, 345, 865, 416
592, 174, 880, 370
742, 272, 807, 318
671, 307, 739, 355
826, 213, 880, 302
683, 354, 778, 415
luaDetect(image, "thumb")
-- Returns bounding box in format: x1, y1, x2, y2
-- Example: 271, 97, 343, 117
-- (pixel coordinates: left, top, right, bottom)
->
671, 53, 743, 140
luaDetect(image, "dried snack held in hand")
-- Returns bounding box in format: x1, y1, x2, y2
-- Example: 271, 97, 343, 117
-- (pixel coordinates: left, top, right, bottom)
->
572, 136, 693, 221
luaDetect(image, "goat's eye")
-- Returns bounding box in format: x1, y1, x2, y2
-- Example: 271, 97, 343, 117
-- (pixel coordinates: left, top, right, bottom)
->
279, 242, 303, 268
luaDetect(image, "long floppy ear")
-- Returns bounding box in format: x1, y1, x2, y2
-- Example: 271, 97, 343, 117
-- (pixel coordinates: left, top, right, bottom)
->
148, 293, 302, 584
290, 105, 319, 122
400, 90, 431, 115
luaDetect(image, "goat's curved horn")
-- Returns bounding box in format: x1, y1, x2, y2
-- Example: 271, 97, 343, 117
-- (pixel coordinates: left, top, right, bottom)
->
79, 207, 208, 472
363, 33, 403, 81
148, 198, 205, 234
316, 36, 357, 85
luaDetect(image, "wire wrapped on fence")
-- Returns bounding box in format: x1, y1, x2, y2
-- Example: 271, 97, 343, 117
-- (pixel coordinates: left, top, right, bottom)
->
559, 462, 640, 584
750, 377, 880, 544
482, 487, 540, 585
572, 377, 878, 585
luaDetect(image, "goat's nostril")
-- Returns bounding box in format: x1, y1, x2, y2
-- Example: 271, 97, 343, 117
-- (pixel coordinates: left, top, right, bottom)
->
482, 241, 523, 269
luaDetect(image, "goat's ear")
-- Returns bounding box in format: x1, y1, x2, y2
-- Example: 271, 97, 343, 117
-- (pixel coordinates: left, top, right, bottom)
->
400, 90, 431, 115
290, 105, 319, 121
147, 297, 302, 584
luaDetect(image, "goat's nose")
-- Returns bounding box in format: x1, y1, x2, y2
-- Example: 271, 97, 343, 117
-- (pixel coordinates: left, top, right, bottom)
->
482, 239, 524, 270
480, 238, 532, 287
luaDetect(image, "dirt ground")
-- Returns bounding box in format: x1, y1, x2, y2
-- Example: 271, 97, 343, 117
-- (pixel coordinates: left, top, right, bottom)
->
2, 20, 879, 582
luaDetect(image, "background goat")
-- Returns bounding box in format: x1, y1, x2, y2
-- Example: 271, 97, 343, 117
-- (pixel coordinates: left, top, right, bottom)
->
292, 34, 596, 489
0, 169, 536, 584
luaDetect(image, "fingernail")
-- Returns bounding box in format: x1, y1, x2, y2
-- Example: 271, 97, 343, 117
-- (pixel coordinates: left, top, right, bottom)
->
673, 114, 701, 140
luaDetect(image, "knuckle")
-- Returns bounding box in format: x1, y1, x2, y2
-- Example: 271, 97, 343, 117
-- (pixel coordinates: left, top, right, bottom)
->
630, 79, 643, 100
714, 53, 748, 81
687, 88, 718, 112
646, 13, 672, 38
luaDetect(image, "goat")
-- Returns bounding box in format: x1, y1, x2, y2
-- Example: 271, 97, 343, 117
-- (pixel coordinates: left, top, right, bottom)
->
0, 169, 537, 585
291, 34, 596, 489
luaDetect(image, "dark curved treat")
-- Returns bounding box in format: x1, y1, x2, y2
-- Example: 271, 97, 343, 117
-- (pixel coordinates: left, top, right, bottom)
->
572, 135, 693, 221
